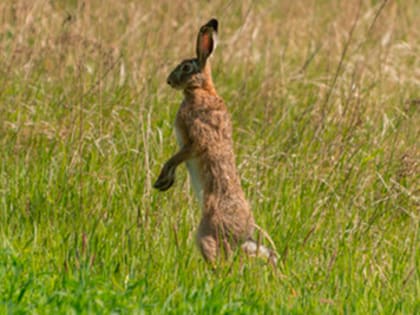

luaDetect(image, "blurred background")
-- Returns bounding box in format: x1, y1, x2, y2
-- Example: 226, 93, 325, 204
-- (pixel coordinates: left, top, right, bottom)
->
0, 1, 418, 313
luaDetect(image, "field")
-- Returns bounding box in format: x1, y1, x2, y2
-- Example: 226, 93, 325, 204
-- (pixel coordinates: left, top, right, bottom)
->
0, 0, 419, 314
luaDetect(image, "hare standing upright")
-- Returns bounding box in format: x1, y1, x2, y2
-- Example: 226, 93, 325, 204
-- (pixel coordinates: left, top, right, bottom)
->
154, 19, 276, 265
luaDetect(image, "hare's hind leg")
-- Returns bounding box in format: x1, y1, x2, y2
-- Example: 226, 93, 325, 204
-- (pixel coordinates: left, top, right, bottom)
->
241, 239, 278, 266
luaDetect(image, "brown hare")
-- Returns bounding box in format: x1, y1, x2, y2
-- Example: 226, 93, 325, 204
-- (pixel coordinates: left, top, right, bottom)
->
154, 19, 277, 266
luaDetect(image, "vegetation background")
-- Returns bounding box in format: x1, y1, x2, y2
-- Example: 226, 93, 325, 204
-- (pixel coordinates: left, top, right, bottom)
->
0, 0, 418, 313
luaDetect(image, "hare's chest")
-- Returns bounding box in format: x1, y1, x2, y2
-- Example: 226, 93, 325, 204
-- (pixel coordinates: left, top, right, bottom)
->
174, 124, 203, 207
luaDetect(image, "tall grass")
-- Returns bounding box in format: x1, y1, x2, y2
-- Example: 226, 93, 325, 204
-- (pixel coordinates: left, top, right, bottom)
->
0, 0, 418, 313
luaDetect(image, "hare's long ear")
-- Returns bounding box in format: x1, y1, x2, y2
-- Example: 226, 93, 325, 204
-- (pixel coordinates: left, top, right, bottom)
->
196, 18, 218, 69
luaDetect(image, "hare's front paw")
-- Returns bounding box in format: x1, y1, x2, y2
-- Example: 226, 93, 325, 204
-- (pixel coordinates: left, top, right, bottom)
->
153, 163, 175, 191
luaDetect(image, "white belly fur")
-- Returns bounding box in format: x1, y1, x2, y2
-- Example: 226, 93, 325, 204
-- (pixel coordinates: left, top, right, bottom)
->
175, 127, 203, 207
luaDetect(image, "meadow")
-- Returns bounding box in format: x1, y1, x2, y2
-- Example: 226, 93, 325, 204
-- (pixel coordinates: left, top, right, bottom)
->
0, 0, 419, 314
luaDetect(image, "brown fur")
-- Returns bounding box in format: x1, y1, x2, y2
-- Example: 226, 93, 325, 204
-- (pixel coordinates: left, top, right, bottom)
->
154, 19, 276, 265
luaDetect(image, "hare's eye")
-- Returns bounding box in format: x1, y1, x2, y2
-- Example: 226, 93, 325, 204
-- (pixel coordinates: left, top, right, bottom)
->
181, 63, 193, 73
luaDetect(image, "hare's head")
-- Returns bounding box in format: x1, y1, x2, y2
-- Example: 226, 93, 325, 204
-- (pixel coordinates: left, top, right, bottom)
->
167, 19, 218, 91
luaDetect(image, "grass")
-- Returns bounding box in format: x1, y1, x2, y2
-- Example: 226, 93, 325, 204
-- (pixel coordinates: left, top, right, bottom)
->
0, 0, 419, 314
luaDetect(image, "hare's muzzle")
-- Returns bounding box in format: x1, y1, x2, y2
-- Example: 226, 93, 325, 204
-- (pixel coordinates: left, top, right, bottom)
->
167, 73, 176, 87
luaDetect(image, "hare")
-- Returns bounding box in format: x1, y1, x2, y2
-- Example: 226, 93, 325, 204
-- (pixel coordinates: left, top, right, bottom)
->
154, 19, 277, 265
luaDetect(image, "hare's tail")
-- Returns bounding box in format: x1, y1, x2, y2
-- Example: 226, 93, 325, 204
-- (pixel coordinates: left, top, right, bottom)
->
241, 224, 279, 266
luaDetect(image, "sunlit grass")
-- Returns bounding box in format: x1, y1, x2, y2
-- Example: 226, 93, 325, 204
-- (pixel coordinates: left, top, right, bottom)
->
0, 0, 418, 313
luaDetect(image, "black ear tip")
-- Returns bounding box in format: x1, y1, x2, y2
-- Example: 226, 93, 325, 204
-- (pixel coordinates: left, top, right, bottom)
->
207, 18, 218, 32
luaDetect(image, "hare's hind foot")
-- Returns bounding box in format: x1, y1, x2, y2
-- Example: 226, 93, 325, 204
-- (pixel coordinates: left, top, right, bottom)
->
197, 235, 233, 263
197, 235, 218, 263
241, 240, 278, 266
197, 235, 278, 267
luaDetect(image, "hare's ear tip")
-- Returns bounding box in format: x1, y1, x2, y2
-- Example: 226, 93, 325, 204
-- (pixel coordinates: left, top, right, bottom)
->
207, 18, 218, 31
